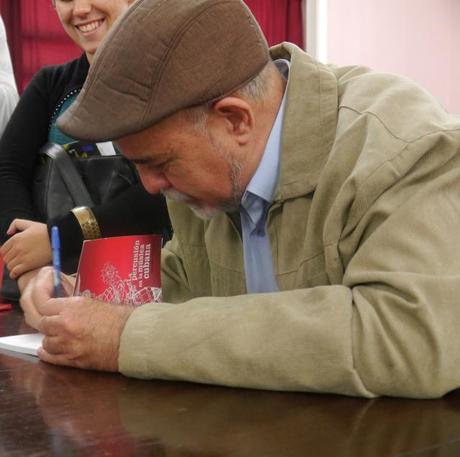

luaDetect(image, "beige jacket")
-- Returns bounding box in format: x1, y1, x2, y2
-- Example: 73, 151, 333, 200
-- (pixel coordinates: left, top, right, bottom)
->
119, 43, 460, 398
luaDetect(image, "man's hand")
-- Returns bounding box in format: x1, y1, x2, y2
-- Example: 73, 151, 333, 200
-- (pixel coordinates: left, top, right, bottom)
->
0, 219, 52, 278
20, 266, 75, 329
37, 296, 133, 372
20, 266, 134, 372
17, 268, 43, 295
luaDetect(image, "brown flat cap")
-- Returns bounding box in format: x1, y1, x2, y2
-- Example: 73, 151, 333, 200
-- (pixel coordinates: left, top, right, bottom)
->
58, 0, 270, 142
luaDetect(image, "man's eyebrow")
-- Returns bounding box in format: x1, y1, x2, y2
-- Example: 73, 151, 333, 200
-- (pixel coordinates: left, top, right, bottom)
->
126, 153, 171, 166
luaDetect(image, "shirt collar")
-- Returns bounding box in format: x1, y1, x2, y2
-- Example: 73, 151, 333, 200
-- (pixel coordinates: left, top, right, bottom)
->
242, 59, 290, 207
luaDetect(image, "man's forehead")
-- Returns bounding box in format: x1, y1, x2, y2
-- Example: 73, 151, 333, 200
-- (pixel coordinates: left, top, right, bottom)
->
115, 111, 212, 162
114, 122, 166, 154
117, 112, 187, 144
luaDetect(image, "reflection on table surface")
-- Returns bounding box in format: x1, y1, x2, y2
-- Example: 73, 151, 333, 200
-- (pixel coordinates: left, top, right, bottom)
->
1, 307, 460, 457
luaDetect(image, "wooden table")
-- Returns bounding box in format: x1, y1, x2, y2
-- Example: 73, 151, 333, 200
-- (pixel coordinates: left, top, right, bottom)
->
1, 306, 460, 457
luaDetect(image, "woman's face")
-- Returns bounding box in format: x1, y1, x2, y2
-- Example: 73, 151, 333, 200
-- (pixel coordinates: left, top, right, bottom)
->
53, 0, 132, 63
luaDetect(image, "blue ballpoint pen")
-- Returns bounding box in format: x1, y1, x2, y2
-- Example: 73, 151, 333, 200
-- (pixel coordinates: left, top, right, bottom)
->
51, 226, 62, 298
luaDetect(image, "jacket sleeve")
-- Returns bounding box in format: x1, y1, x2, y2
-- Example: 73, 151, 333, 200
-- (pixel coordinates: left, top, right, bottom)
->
92, 184, 171, 240
118, 138, 460, 399
0, 69, 51, 241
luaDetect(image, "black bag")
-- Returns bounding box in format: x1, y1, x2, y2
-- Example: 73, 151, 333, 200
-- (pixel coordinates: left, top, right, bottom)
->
32, 143, 139, 221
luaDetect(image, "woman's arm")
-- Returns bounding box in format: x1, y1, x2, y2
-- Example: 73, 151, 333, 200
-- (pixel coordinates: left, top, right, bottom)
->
49, 183, 171, 273
2, 173, 171, 280
0, 69, 51, 242
92, 184, 171, 239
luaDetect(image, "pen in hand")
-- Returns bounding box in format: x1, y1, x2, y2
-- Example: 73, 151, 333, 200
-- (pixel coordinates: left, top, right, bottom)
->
51, 226, 62, 298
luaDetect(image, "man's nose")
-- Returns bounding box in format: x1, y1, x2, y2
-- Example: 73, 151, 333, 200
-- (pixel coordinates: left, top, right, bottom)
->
138, 169, 171, 194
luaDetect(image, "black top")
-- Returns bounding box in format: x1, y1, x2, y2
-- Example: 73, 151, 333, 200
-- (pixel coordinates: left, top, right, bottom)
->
0, 54, 170, 269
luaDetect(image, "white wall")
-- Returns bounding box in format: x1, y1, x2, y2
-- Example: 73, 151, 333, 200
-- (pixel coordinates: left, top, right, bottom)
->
320, 0, 460, 114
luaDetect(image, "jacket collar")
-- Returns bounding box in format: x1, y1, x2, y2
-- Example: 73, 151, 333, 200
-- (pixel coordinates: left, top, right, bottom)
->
269, 43, 338, 202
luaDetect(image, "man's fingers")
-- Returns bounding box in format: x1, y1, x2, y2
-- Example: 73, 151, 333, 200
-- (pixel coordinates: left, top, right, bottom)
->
41, 334, 68, 355
39, 298, 70, 317
61, 276, 76, 296
38, 347, 75, 367
33, 266, 56, 297
19, 266, 55, 329
38, 315, 64, 336
22, 305, 43, 330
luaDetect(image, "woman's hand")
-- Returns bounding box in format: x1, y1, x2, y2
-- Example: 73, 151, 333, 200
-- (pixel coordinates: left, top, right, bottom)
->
0, 219, 52, 278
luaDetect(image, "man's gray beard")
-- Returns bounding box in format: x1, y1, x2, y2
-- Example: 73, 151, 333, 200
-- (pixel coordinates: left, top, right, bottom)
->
160, 130, 246, 220
161, 150, 244, 220
161, 188, 220, 220
161, 186, 241, 221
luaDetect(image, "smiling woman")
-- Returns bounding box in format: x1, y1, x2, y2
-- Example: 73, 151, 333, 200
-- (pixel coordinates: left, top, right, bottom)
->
0, 0, 171, 300
52, 0, 132, 63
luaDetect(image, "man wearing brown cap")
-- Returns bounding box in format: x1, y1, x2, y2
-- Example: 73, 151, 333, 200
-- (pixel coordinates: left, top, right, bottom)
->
20, 0, 460, 398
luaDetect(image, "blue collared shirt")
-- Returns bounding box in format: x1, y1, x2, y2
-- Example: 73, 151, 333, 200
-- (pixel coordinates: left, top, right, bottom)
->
240, 59, 290, 293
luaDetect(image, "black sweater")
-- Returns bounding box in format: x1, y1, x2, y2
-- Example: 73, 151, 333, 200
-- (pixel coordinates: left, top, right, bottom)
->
0, 54, 170, 268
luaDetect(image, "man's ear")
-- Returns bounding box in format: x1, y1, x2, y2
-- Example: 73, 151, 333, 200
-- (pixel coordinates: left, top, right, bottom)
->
211, 97, 255, 144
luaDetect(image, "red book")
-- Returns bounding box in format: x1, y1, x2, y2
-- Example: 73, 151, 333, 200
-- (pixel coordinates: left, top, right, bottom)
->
74, 234, 162, 306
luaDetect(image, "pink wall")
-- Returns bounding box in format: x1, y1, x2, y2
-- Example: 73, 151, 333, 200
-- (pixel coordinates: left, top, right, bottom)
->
327, 0, 460, 114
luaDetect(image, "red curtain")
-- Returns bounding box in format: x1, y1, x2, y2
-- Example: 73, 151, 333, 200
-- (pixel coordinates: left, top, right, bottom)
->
244, 0, 304, 48
1, 0, 303, 94
0, 0, 21, 89
0, 0, 80, 92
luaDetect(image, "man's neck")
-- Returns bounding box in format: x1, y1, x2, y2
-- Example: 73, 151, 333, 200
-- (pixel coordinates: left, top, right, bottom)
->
244, 71, 287, 185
